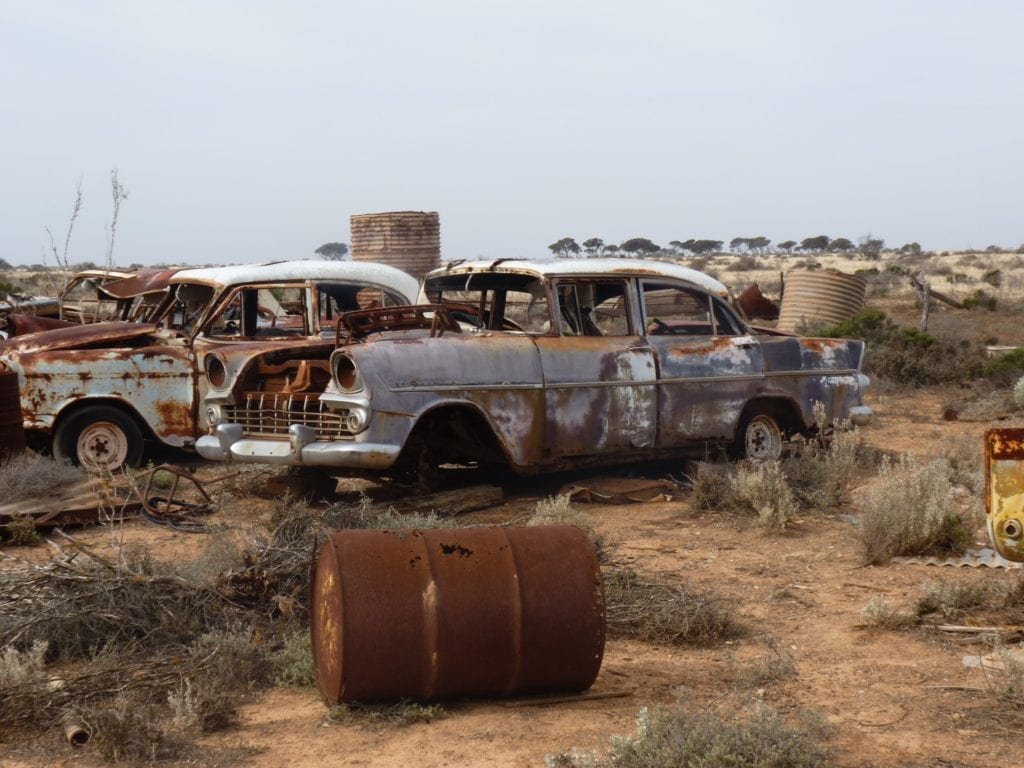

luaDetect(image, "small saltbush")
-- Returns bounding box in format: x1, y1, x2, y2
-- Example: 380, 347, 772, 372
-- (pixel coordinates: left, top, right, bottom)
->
857, 455, 971, 564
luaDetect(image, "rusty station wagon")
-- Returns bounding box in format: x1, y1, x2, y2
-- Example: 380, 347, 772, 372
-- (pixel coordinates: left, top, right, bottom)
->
0, 260, 418, 471
196, 259, 872, 476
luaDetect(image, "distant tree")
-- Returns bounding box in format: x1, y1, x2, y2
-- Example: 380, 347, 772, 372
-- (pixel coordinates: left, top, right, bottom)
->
799, 235, 831, 252
0, 257, 11, 270
831, 237, 855, 252
667, 240, 687, 253
858, 234, 885, 260
604, 244, 620, 255
582, 237, 604, 255
899, 242, 922, 256
777, 240, 797, 253
689, 239, 723, 255
316, 242, 350, 261
548, 237, 581, 257
985, 244, 1005, 254
729, 237, 748, 252
619, 237, 660, 256
748, 236, 771, 252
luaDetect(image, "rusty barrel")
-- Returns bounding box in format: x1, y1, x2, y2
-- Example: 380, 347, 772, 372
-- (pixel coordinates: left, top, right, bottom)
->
0, 370, 26, 460
310, 525, 605, 704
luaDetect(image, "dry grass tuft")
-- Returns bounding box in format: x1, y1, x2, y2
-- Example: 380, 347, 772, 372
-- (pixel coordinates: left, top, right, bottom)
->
603, 568, 742, 647
548, 700, 830, 768
326, 700, 445, 727
690, 461, 798, 533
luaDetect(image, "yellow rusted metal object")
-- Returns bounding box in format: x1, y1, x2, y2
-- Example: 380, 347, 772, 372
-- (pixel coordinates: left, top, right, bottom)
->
986, 428, 1024, 562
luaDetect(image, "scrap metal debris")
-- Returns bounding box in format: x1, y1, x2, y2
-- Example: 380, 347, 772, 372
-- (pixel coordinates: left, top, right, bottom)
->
560, 477, 679, 504
891, 548, 1023, 569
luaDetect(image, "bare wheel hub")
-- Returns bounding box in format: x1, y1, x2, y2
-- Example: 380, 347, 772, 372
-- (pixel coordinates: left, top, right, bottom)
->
745, 414, 783, 461
77, 421, 130, 472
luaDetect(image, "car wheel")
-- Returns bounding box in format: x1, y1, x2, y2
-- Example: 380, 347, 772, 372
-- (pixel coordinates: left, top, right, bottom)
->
737, 412, 784, 462
54, 405, 145, 472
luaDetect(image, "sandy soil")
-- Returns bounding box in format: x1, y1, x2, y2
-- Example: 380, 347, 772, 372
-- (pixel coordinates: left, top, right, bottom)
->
4, 384, 1023, 768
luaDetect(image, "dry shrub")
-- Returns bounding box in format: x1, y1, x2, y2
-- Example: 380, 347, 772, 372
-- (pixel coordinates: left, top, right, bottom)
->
982, 643, 1024, 711
690, 461, 798, 533
0, 450, 84, 504
548, 701, 829, 768
270, 629, 315, 687
857, 455, 971, 564
604, 568, 742, 647
916, 578, 995, 619
734, 635, 799, 688
528, 495, 606, 562
860, 596, 918, 630
74, 695, 185, 763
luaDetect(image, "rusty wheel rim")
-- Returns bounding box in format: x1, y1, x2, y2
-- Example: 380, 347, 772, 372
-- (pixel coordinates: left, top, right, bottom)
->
77, 421, 130, 472
744, 414, 782, 461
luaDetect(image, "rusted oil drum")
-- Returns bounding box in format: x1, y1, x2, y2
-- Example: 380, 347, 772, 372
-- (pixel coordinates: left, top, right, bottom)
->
777, 269, 866, 332
350, 211, 441, 281
0, 370, 26, 459
310, 525, 605, 704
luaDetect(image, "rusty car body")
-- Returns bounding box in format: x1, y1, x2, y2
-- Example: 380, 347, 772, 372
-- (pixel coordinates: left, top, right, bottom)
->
196, 258, 872, 475
0, 260, 418, 471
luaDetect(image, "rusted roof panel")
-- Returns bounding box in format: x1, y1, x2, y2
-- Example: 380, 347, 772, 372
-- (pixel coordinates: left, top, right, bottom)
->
100, 269, 179, 299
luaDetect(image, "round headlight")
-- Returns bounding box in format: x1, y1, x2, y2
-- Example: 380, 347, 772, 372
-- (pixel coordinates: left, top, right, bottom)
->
334, 354, 360, 392
206, 355, 228, 389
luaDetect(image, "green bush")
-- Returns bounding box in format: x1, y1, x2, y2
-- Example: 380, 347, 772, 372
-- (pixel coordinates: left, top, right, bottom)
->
984, 348, 1024, 386
818, 309, 986, 385
963, 289, 997, 311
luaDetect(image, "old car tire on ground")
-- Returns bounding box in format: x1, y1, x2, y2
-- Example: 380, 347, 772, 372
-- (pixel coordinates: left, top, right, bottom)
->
736, 410, 784, 462
54, 405, 145, 472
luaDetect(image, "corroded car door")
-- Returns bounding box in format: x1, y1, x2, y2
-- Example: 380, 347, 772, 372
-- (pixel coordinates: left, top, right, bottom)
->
639, 280, 763, 447
532, 279, 657, 459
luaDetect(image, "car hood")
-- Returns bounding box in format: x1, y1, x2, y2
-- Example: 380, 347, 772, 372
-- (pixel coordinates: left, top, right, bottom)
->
0, 321, 165, 354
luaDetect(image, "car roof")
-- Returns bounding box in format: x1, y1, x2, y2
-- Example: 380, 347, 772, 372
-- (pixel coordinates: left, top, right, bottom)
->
169, 260, 419, 301
425, 258, 729, 296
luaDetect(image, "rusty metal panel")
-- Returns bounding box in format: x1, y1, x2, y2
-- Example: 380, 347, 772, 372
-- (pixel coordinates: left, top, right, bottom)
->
100, 269, 179, 299
986, 428, 1024, 562
310, 525, 605, 704
0, 370, 26, 459
0, 322, 161, 354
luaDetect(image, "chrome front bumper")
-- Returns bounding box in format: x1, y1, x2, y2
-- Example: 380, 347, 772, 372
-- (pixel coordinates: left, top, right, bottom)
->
195, 423, 401, 468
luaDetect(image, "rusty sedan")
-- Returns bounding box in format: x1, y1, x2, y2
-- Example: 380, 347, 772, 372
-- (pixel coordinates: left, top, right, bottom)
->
196, 259, 872, 476
0, 260, 418, 471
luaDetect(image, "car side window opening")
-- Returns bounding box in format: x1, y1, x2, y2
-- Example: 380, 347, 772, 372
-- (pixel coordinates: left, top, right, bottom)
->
425, 275, 553, 335
641, 282, 740, 337
203, 286, 307, 339
556, 280, 632, 337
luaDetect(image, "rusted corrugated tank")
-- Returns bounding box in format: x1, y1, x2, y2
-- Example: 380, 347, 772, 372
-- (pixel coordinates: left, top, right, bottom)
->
350, 211, 441, 281
0, 370, 26, 459
310, 525, 605, 704
777, 269, 866, 332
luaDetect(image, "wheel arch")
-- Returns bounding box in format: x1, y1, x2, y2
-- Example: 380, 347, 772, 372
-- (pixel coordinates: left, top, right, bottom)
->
51, 396, 155, 443
737, 396, 807, 438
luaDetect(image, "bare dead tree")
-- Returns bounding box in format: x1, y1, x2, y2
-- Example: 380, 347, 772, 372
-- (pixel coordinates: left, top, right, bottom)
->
43, 177, 83, 294
105, 169, 128, 272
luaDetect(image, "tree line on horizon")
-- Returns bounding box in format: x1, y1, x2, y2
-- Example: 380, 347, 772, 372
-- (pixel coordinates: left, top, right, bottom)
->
547, 234, 894, 259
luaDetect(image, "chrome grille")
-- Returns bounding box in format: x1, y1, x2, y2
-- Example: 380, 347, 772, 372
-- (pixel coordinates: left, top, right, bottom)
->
225, 392, 352, 440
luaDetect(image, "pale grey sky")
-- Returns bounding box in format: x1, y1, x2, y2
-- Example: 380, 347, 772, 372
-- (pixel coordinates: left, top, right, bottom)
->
2, 0, 1022, 267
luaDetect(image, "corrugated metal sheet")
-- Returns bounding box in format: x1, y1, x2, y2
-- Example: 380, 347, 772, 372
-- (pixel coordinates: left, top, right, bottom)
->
777, 269, 866, 332
351, 211, 441, 280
